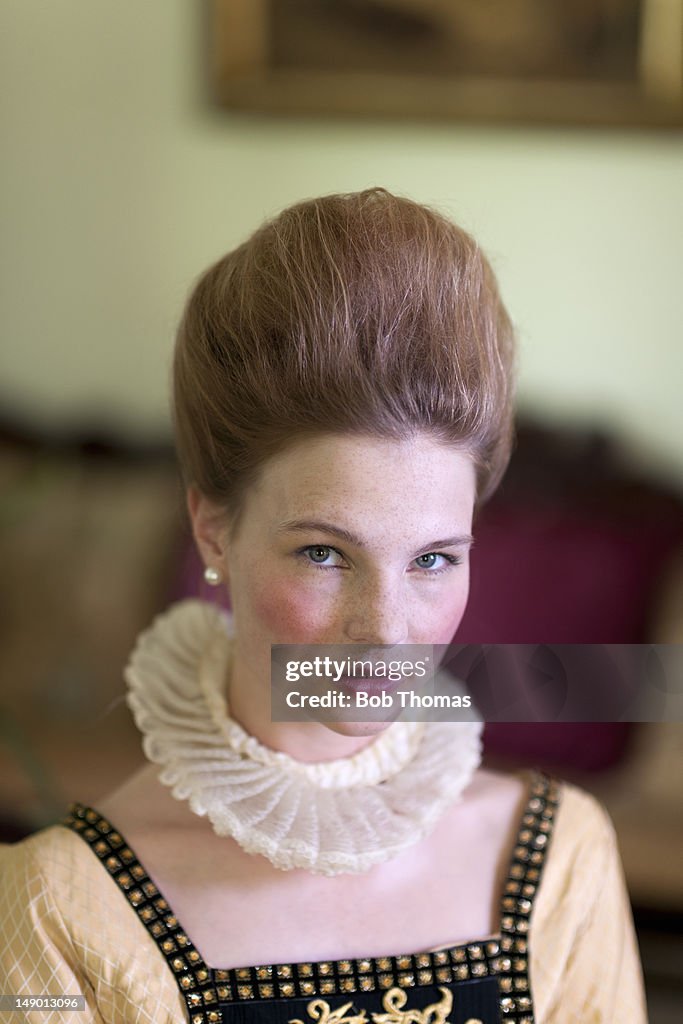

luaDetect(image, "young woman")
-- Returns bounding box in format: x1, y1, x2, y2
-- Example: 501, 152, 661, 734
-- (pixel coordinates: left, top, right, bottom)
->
0, 189, 646, 1023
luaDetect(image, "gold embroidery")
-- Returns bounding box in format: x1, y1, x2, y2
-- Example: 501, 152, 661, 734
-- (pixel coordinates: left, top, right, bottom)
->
373, 987, 452, 1024
290, 987, 482, 1024
289, 1000, 369, 1024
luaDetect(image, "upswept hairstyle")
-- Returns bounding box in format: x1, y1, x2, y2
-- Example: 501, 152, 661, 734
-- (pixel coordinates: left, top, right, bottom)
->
173, 188, 516, 536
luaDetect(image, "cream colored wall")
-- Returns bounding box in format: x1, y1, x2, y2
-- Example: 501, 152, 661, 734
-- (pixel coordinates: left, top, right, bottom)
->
2, 2, 682, 479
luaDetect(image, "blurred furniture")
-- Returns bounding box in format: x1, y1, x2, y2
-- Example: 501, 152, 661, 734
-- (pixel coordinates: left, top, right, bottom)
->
0, 419, 183, 835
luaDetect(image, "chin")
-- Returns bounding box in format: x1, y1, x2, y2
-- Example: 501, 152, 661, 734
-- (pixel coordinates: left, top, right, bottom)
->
322, 718, 396, 738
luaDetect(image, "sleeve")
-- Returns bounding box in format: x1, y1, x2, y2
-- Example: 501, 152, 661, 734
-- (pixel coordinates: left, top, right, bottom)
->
0, 839, 106, 1024
545, 798, 648, 1024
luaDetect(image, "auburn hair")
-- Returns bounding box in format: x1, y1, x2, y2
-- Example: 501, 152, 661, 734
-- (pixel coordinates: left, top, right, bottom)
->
172, 188, 516, 536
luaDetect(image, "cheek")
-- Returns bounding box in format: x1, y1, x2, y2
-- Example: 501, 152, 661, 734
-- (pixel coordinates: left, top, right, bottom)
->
421, 572, 471, 645
248, 574, 330, 642
430, 600, 468, 644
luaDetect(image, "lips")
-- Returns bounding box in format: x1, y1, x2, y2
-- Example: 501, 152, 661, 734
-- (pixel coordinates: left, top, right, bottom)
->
338, 675, 403, 692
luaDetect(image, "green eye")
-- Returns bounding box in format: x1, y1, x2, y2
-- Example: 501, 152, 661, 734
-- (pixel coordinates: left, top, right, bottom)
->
413, 552, 462, 575
308, 546, 331, 563
297, 545, 345, 569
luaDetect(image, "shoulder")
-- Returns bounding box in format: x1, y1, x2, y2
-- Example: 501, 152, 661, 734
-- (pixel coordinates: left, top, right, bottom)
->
0, 825, 192, 1022
454, 767, 614, 856
529, 779, 647, 1020
0, 823, 127, 940
0, 825, 109, 966
533, 777, 622, 926
457, 766, 530, 830
0, 825, 90, 903
469, 765, 528, 803
435, 766, 529, 867
552, 778, 617, 859
454, 770, 620, 911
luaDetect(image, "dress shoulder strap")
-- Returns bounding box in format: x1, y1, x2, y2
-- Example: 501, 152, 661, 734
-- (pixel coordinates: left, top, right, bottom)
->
62, 803, 222, 1024
498, 771, 561, 942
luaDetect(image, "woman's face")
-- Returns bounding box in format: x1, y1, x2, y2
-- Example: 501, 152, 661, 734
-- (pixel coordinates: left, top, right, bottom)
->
191, 432, 476, 740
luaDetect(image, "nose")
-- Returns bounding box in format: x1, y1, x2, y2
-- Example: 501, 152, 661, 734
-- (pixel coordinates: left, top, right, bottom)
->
343, 576, 409, 645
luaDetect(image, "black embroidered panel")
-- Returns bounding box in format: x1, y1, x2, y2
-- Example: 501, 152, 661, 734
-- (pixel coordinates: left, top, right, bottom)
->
63, 770, 559, 1024
218, 978, 502, 1024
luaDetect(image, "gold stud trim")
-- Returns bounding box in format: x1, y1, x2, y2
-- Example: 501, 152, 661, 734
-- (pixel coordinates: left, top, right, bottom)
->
63, 804, 222, 1024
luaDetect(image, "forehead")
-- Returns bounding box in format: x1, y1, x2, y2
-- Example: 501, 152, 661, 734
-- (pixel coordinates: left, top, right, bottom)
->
245, 432, 476, 533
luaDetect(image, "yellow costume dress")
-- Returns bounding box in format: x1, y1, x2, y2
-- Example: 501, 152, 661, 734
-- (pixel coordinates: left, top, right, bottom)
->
0, 604, 647, 1024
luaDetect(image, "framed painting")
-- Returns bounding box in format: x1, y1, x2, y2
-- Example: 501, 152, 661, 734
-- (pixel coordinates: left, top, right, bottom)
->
209, 0, 683, 127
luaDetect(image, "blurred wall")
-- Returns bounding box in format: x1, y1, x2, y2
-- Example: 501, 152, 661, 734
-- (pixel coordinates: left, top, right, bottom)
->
1, 1, 682, 478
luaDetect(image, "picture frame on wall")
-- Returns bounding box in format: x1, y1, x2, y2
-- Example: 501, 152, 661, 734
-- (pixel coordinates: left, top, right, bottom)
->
209, 0, 683, 128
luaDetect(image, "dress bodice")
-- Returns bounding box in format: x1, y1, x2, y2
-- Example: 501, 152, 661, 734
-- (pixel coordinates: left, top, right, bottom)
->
63, 771, 559, 1024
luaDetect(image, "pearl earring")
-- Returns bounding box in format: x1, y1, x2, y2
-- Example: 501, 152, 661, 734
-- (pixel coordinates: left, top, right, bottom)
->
204, 566, 223, 586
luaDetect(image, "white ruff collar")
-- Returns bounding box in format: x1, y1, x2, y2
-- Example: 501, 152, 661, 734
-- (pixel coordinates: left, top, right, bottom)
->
125, 600, 483, 876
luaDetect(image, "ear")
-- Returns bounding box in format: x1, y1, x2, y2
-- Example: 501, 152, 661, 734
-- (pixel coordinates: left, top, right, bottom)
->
186, 485, 230, 578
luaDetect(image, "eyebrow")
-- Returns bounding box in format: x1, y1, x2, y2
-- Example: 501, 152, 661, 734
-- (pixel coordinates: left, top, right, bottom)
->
276, 518, 474, 557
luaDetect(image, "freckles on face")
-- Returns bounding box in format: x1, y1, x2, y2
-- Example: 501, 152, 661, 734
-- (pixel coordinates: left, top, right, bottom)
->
249, 559, 470, 647
247, 574, 328, 643
227, 431, 476, 649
